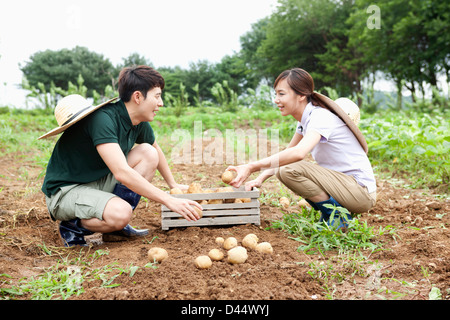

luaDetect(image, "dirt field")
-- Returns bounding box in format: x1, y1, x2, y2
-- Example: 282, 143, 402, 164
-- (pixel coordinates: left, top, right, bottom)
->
1, 152, 449, 304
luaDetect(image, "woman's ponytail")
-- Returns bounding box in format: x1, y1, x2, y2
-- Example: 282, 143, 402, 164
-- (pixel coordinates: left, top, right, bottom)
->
310, 91, 328, 109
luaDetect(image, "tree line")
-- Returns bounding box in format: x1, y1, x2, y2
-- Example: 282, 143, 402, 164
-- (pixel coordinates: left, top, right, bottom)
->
20, 0, 449, 110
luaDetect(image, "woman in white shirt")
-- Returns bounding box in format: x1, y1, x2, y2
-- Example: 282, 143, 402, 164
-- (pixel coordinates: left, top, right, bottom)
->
227, 68, 376, 229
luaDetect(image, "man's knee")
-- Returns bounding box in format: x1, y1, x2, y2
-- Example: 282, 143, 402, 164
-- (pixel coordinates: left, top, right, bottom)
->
133, 143, 158, 162
128, 143, 159, 178
104, 197, 133, 231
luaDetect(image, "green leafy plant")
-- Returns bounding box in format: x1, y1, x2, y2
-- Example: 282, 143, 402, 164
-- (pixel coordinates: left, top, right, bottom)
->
268, 206, 393, 254
0, 249, 157, 300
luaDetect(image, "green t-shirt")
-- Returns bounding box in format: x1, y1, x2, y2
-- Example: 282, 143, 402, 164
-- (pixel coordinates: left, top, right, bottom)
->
41, 99, 155, 197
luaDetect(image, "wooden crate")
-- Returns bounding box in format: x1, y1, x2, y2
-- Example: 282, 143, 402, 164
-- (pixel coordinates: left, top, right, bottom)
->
161, 186, 260, 230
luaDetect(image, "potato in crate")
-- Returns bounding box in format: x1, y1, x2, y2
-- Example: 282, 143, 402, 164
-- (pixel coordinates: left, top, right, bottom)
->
161, 185, 260, 230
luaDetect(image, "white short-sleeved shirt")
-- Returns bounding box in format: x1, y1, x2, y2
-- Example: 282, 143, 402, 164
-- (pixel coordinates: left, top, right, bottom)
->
296, 102, 376, 193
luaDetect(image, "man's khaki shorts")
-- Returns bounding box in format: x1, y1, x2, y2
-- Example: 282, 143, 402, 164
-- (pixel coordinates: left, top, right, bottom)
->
276, 161, 376, 214
45, 173, 119, 221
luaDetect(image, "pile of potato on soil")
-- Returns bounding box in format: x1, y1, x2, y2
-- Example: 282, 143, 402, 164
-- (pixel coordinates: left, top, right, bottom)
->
148, 170, 274, 269
147, 233, 273, 269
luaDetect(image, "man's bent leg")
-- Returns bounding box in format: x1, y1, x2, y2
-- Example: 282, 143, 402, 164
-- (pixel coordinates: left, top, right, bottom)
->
101, 196, 149, 242
126, 143, 159, 181
96, 143, 158, 241
48, 183, 117, 247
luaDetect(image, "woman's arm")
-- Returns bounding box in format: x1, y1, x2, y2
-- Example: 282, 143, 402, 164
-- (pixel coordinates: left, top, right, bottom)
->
242, 133, 304, 190
228, 130, 321, 188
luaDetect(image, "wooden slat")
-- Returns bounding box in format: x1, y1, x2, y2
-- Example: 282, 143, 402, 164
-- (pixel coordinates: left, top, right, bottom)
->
161, 198, 259, 212
161, 215, 260, 230
168, 186, 259, 201
160, 186, 260, 230
162, 208, 260, 218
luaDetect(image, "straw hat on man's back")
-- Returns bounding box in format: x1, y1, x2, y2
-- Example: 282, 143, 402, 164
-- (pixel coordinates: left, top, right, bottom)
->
38, 94, 118, 140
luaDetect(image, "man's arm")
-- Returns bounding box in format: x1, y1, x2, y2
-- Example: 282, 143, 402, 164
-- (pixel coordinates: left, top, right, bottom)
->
96, 142, 201, 220
152, 142, 186, 190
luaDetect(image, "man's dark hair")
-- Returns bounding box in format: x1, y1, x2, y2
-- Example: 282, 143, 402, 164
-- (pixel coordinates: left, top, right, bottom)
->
118, 65, 165, 102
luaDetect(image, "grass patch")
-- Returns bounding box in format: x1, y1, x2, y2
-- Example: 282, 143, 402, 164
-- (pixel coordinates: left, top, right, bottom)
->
268, 206, 398, 254
0, 248, 158, 300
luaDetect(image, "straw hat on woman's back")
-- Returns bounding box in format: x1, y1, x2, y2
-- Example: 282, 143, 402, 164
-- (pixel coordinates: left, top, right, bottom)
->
313, 92, 368, 154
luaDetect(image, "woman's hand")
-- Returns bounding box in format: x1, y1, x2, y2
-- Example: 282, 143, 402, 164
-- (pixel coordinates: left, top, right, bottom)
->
226, 164, 252, 188
244, 177, 263, 191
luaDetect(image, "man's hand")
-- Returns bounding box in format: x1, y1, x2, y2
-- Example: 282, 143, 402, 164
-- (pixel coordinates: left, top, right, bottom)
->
166, 197, 202, 221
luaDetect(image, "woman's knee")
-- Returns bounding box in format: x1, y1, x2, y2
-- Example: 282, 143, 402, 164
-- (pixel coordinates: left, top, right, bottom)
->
276, 162, 324, 199
276, 165, 294, 184
277, 162, 308, 183
276, 165, 301, 193
345, 199, 375, 214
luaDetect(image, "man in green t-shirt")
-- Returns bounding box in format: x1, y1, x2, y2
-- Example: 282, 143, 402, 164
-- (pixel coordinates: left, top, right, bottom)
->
41, 65, 202, 247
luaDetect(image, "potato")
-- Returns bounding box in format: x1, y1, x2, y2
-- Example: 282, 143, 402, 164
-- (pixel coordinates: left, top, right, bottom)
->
227, 246, 248, 264
208, 248, 224, 261
244, 233, 258, 241
216, 186, 234, 203
297, 199, 311, 208
221, 170, 234, 184
242, 233, 258, 249
194, 255, 212, 269
188, 182, 203, 194
214, 187, 233, 193
208, 199, 223, 204
234, 198, 243, 203
215, 237, 225, 245
193, 206, 203, 218
148, 247, 168, 263
239, 198, 251, 203
223, 237, 238, 250
279, 196, 290, 209
170, 187, 183, 194
255, 242, 273, 254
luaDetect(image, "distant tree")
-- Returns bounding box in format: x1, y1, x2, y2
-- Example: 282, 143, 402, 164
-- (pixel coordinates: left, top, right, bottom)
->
250, 0, 361, 96
112, 52, 154, 88
118, 52, 153, 69
238, 17, 272, 88
348, 0, 450, 107
256, 0, 332, 85
183, 60, 223, 102
159, 60, 243, 106
158, 65, 188, 103
313, 0, 366, 98
20, 46, 115, 96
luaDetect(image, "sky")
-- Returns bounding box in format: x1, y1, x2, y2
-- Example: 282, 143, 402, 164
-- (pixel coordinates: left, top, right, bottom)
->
0, 0, 278, 107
